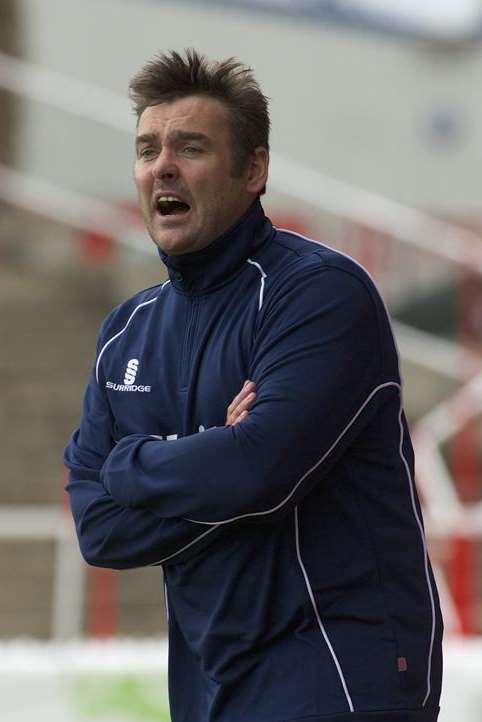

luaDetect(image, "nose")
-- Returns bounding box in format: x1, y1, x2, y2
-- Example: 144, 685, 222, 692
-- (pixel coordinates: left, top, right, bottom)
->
152, 147, 179, 181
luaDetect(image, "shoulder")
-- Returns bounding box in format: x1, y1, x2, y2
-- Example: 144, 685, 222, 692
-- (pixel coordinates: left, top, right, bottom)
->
266, 228, 382, 310
260, 229, 400, 376
97, 282, 166, 348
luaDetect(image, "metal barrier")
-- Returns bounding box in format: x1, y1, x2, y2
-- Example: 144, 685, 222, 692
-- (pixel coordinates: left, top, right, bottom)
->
0, 506, 84, 638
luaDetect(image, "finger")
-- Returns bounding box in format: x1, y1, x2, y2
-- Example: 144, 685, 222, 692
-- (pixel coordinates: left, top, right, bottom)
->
234, 391, 256, 415
232, 409, 248, 426
225, 391, 256, 426
231, 390, 256, 416
227, 381, 255, 414
226, 392, 256, 426
226, 381, 257, 425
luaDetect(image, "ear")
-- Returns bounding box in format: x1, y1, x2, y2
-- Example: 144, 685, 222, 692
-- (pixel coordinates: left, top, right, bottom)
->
245, 147, 269, 194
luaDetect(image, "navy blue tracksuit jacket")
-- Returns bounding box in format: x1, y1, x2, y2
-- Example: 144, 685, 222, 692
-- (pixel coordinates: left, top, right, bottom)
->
65, 200, 443, 722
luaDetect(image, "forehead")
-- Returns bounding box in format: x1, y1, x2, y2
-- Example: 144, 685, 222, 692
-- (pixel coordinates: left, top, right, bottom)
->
137, 95, 231, 139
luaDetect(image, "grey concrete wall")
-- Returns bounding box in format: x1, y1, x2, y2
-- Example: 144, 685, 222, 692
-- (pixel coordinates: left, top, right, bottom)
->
13, 0, 482, 213
0, 0, 20, 164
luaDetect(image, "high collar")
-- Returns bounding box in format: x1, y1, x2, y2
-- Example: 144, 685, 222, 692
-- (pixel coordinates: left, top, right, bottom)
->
158, 200, 273, 295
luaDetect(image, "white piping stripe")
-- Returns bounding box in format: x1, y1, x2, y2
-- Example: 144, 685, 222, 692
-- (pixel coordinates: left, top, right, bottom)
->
274, 227, 378, 282
95, 297, 158, 383
163, 580, 170, 622
295, 506, 355, 713
187, 382, 398, 526
397, 403, 436, 706
277, 227, 437, 706
247, 258, 267, 310
150, 524, 220, 565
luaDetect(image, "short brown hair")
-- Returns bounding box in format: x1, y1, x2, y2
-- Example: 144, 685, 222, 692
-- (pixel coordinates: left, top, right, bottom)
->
129, 49, 270, 191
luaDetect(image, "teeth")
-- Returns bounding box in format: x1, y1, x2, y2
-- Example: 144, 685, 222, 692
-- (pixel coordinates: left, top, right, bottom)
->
156, 195, 190, 216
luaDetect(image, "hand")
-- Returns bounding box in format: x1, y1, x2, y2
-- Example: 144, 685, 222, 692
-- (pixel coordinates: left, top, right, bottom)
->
225, 380, 256, 426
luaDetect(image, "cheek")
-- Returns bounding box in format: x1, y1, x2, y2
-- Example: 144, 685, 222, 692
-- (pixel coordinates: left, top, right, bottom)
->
134, 167, 151, 194
136, 186, 149, 211
135, 185, 152, 221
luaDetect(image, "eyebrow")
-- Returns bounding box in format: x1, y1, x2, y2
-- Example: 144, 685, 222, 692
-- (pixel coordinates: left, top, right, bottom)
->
135, 130, 211, 147
135, 132, 158, 148
170, 130, 210, 143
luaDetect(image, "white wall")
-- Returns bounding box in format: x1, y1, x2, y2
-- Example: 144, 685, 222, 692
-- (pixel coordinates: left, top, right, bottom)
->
15, 0, 482, 213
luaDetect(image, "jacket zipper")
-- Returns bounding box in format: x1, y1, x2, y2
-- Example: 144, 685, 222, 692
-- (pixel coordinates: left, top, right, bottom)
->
179, 296, 200, 390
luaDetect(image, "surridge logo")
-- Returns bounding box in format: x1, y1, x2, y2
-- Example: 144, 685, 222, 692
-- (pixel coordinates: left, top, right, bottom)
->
105, 358, 152, 393
124, 358, 139, 385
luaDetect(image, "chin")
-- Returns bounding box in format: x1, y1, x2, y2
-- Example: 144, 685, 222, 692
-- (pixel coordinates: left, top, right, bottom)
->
154, 236, 191, 256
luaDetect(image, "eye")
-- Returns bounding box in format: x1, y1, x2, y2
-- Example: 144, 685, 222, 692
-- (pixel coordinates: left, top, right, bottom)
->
182, 145, 202, 155
139, 147, 157, 160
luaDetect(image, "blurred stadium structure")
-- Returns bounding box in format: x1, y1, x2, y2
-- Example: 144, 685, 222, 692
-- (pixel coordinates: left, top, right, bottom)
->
2, 0, 482, 719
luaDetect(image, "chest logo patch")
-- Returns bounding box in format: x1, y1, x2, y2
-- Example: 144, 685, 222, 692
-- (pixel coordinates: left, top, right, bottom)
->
105, 358, 152, 393
124, 358, 139, 385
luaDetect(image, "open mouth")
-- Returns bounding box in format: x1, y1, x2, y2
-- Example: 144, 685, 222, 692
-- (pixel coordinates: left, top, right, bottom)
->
156, 196, 191, 216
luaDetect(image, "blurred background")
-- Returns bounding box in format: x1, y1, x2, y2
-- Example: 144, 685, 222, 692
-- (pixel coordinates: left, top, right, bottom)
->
1, 0, 482, 720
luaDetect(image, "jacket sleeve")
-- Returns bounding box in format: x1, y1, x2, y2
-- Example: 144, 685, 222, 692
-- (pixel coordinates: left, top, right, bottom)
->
101, 263, 395, 526
64, 335, 223, 569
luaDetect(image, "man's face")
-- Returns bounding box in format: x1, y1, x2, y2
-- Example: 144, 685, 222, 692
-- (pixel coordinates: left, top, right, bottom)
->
134, 95, 261, 255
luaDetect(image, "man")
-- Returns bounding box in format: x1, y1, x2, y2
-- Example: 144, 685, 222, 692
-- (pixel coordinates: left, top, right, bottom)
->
65, 49, 443, 722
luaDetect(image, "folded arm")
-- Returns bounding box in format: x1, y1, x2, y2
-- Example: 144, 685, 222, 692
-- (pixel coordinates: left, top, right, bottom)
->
101, 264, 389, 526
65, 348, 225, 569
